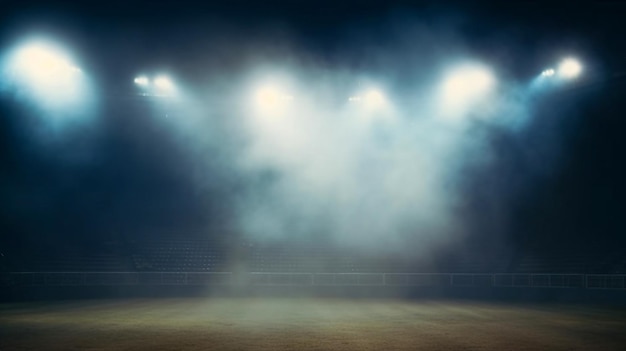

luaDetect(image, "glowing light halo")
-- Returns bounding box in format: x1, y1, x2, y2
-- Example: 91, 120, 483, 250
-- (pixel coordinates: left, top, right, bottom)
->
364, 89, 386, 108
10, 43, 77, 81
134, 76, 149, 86
250, 79, 296, 117
3, 38, 90, 111
348, 88, 390, 110
131, 74, 180, 98
439, 62, 496, 119
558, 58, 582, 79
154, 75, 174, 90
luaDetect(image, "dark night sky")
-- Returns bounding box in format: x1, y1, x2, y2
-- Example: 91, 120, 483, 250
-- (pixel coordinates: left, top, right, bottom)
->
1, 1, 625, 252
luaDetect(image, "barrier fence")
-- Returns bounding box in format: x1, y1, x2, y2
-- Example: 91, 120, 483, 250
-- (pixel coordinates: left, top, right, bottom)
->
1, 272, 625, 290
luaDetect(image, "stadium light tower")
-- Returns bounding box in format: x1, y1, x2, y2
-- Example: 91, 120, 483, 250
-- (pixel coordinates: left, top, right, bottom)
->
348, 88, 390, 111
346, 86, 395, 125
133, 74, 177, 97
439, 63, 496, 118
134, 76, 149, 87
558, 58, 582, 79
253, 85, 294, 114
364, 89, 386, 109
3, 38, 89, 110
531, 58, 584, 92
154, 75, 175, 91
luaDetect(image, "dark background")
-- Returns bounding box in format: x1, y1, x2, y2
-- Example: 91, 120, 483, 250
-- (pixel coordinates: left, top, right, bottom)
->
1, 1, 625, 258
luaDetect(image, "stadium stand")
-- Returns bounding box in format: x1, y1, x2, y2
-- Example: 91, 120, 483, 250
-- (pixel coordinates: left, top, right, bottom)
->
514, 243, 623, 274
25, 242, 131, 272
3, 238, 626, 274
131, 239, 227, 272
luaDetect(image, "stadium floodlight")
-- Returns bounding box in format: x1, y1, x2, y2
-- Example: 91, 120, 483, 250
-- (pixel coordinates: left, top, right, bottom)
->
256, 87, 280, 108
134, 76, 149, 86
541, 69, 555, 77
154, 75, 174, 91
346, 86, 395, 124
364, 89, 386, 108
348, 88, 389, 111
10, 43, 77, 82
253, 85, 294, 113
3, 39, 89, 110
246, 71, 299, 119
440, 63, 496, 118
558, 58, 582, 79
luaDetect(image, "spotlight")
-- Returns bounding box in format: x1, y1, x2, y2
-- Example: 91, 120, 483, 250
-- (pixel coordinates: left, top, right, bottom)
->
11, 44, 76, 80
364, 89, 385, 107
154, 75, 174, 91
3, 39, 89, 110
348, 88, 389, 111
134, 76, 149, 86
440, 63, 496, 117
558, 58, 582, 79
541, 69, 555, 77
256, 87, 280, 108
254, 86, 293, 111
7, 42, 81, 87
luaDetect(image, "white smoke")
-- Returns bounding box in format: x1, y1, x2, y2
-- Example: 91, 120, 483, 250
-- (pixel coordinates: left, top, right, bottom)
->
222, 61, 520, 255
150, 26, 545, 258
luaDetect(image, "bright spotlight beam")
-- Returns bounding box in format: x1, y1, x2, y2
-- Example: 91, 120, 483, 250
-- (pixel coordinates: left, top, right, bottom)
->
439, 63, 496, 118
558, 58, 582, 79
154, 75, 174, 91
364, 89, 385, 108
3, 39, 88, 110
134, 76, 149, 86
253, 86, 293, 112
348, 88, 389, 111
11, 44, 77, 81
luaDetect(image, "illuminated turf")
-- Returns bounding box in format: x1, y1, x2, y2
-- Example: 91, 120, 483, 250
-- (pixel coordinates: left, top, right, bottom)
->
1, 298, 625, 350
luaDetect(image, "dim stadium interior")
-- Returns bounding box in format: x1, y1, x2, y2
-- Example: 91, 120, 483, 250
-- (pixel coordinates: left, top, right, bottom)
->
1, 1, 626, 350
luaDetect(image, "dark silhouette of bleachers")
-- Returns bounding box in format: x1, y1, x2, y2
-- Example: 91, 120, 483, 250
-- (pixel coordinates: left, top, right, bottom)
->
131, 239, 227, 272
3, 238, 625, 274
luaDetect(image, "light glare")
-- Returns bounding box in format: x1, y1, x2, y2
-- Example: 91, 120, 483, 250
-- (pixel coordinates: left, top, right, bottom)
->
134, 76, 149, 86
154, 75, 174, 90
440, 64, 496, 118
8, 42, 80, 87
365, 90, 385, 107
558, 58, 582, 79
254, 86, 293, 112
3, 39, 89, 110
348, 88, 389, 111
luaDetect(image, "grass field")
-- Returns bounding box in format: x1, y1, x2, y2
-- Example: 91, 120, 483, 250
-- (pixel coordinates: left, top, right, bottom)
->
1, 298, 626, 350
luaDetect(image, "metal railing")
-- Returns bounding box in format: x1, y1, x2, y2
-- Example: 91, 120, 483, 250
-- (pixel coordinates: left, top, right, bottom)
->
1, 272, 625, 290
